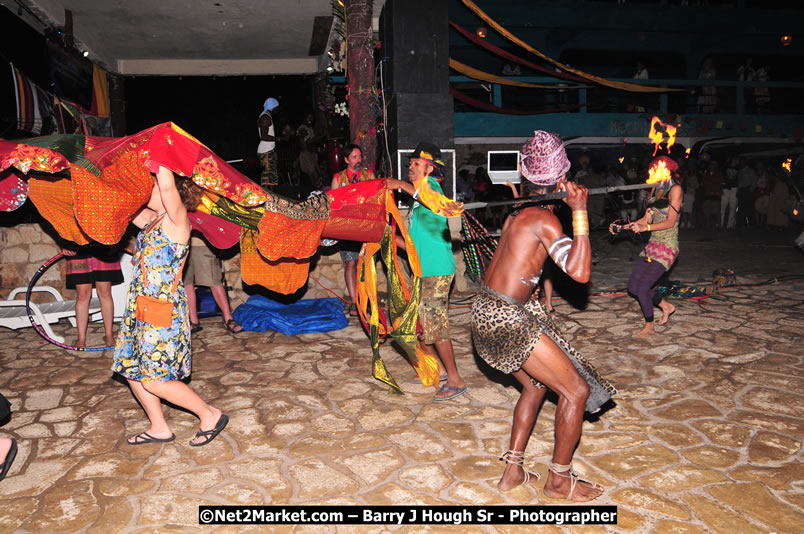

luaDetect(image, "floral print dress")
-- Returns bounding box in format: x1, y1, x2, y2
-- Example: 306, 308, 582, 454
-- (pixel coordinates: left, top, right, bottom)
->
113, 218, 191, 382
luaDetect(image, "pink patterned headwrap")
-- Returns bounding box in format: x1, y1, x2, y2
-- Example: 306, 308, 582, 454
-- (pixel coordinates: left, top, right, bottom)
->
520, 131, 571, 185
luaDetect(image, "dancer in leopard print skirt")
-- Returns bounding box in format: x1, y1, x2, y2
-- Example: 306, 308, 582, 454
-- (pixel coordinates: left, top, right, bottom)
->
471, 131, 615, 502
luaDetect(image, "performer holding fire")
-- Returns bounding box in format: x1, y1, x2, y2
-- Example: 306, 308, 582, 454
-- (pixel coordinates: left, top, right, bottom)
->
610, 156, 682, 338
471, 131, 615, 501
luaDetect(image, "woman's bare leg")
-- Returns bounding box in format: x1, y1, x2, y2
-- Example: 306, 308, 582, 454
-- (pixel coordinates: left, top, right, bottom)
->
95, 281, 115, 346
126, 379, 172, 441
74, 284, 92, 348
141, 380, 221, 445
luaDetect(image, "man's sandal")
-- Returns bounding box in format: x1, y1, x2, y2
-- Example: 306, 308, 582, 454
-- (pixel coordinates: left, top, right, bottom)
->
499, 449, 540, 490
223, 318, 243, 333
546, 461, 602, 500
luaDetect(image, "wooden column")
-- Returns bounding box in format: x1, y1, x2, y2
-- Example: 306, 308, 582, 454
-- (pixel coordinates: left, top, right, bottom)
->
108, 74, 126, 136
345, 0, 377, 172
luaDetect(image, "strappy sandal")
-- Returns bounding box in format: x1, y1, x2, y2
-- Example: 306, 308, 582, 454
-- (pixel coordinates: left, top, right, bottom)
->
223, 318, 243, 333
498, 449, 540, 490
189, 414, 229, 447
546, 461, 602, 500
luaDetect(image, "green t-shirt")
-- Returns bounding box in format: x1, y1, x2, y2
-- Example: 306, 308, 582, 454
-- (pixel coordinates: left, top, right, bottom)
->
409, 177, 456, 277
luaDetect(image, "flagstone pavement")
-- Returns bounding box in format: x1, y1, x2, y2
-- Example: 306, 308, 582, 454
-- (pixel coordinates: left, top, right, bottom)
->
1, 228, 802, 533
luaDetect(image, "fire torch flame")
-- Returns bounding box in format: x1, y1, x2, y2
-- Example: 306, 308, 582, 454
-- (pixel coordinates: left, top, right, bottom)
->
646, 158, 673, 185
782, 157, 792, 173
649, 116, 679, 156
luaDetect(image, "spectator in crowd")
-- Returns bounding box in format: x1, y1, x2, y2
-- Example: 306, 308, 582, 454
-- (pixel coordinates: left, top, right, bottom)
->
277, 121, 299, 189
183, 235, 243, 334
330, 144, 376, 316
456, 168, 473, 202
697, 58, 717, 113
754, 162, 770, 227
737, 159, 757, 226
754, 65, 770, 113
257, 97, 280, 189
679, 162, 699, 229
297, 113, 324, 190
738, 56, 755, 83
61, 246, 124, 348
721, 157, 739, 229
767, 171, 790, 229
701, 159, 723, 229
633, 61, 649, 80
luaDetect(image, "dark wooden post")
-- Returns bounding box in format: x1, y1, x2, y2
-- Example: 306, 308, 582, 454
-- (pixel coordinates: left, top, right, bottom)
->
108, 74, 126, 136
344, 0, 377, 173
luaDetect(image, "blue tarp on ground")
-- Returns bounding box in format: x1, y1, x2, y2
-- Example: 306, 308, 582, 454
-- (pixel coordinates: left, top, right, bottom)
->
232, 295, 349, 335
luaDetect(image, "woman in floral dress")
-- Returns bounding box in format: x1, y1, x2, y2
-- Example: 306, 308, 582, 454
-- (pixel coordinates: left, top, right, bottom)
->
113, 165, 228, 446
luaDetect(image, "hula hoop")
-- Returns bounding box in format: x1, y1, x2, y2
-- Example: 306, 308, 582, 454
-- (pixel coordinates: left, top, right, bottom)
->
26, 252, 115, 352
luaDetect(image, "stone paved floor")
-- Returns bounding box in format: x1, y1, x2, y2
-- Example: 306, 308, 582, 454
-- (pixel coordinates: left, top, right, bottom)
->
1, 228, 802, 533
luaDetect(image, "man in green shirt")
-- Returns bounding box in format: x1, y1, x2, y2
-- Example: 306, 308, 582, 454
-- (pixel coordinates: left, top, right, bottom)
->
394, 142, 467, 401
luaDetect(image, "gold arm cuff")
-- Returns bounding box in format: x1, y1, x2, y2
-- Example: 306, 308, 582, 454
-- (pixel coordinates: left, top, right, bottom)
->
572, 210, 589, 236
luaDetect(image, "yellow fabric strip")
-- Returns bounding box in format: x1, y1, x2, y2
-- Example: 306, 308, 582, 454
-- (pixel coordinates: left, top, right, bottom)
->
460, 0, 683, 94
450, 58, 591, 89
91, 65, 110, 117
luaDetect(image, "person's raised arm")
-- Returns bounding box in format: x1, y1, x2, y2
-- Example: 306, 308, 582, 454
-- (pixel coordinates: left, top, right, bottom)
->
155, 166, 190, 244
385, 178, 416, 197
505, 181, 520, 199
538, 181, 591, 283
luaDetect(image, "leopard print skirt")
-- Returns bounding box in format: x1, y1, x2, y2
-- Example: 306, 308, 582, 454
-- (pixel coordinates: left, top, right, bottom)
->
472, 286, 616, 413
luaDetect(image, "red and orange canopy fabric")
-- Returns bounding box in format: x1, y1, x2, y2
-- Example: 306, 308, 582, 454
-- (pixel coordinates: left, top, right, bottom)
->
0, 123, 460, 301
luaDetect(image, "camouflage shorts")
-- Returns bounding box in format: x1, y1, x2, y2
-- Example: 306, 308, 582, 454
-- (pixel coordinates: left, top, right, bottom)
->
419, 274, 453, 344
259, 150, 278, 187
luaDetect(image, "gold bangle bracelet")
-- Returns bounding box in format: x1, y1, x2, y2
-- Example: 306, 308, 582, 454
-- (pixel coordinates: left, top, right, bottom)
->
647, 224, 651, 231
572, 210, 589, 236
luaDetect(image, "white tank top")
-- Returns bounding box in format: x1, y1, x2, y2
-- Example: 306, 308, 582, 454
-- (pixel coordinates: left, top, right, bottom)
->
257, 111, 275, 153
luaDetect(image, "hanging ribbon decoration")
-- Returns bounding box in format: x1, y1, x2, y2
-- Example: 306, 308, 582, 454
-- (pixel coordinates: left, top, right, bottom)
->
449, 58, 590, 89
449, 22, 587, 83
25, 253, 115, 352
450, 86, 585, 115
459, 0, 683, 93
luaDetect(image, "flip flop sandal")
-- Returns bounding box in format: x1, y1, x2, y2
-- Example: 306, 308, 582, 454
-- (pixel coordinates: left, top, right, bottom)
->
0, 438, 17, 481
190, 323, 203, 334
433, 384, 467, 402
190, 414, 229, 447
224, 319, 243, 333
127, 432, 176, 445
